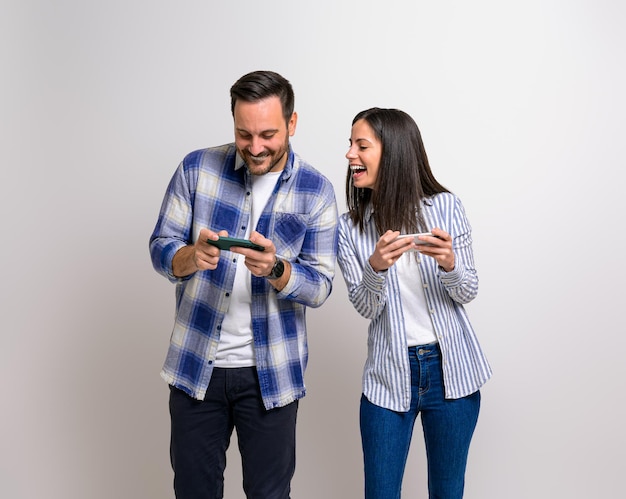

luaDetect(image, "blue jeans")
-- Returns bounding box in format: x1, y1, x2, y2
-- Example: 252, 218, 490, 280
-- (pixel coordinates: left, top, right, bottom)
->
360, 344, 481, 499
169, 367, 298, 499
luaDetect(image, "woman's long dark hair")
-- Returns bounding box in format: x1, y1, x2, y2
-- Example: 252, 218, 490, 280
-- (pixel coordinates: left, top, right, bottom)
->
346, 108, 449, 234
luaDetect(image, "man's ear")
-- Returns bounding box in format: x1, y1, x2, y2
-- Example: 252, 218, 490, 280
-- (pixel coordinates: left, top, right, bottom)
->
288, 112, 298, 136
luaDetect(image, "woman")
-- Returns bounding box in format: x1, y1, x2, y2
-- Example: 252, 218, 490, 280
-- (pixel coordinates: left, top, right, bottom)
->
337, 108, 492, 499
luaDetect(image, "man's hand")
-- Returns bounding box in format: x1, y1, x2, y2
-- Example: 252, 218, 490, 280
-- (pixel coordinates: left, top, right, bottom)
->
231, 231, 274, 276
232, 231, 291, 290
172, 228, 227, 278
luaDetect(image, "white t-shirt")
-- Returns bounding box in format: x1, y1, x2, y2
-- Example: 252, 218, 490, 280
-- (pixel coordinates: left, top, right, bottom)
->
395, 251, 437, 346
214, 171, 282, 367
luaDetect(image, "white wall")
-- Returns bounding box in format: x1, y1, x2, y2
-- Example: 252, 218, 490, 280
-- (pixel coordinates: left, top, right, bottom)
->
2, 1, 625, 497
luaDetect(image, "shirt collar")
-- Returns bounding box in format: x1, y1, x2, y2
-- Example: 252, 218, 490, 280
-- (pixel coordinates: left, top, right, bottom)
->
364, 203, 374, 223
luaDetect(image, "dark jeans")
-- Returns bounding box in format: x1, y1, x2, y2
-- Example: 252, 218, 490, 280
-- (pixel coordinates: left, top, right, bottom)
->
169, 367, 298, 499
360, 344, 481, 499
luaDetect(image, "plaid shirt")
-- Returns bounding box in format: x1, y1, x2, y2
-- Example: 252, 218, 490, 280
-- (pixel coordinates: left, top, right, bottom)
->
150, 144, 338, 409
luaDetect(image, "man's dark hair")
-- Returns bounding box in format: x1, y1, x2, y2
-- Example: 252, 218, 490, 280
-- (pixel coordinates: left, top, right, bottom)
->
230, 70, 295, 123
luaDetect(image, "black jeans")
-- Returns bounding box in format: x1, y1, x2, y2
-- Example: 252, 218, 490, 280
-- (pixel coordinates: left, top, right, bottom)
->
169, 367, 298, 499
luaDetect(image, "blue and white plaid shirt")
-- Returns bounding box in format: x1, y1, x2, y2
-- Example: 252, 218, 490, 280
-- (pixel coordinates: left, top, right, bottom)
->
150, 144, 338, 409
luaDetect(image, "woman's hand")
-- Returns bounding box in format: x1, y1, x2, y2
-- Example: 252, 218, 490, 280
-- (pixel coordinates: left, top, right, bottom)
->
417, 227, 455, 272
369, 230, 414, 272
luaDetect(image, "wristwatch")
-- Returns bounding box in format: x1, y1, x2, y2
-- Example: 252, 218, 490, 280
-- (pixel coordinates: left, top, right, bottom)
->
266, 257, 285, 280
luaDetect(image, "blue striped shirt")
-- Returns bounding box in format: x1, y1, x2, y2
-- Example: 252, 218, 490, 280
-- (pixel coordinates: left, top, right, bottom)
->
149, 144, 338, 409
337, 192, 492, 411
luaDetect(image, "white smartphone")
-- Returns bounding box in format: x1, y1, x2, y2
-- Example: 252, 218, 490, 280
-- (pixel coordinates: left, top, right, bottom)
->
396, 232, 435, 246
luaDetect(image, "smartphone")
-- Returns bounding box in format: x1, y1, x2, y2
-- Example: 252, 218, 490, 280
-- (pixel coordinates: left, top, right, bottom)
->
206, 237, 265, 252
396, 232, 435, 246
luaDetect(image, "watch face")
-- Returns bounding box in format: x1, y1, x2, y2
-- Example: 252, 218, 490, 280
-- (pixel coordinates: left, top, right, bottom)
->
268, 258, 284, 279
275, 259, 285, 277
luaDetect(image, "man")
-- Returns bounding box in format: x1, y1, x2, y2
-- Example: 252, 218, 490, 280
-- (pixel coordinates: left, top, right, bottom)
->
149, 70, 338, 499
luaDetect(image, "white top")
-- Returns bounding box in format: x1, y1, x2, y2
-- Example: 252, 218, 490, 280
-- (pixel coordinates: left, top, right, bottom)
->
215, 170, 282, 367
395, 252, 437, 346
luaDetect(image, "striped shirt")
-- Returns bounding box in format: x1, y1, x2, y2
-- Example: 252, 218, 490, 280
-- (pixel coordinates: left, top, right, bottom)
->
337, 192, 492, 411
149, 144, 338, 409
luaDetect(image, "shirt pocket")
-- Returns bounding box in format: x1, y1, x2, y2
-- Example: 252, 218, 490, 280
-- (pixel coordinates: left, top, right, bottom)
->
272, 212, 309, 259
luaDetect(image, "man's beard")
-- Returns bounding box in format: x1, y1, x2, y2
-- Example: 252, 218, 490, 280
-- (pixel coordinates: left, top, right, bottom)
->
240, 138, 289, 176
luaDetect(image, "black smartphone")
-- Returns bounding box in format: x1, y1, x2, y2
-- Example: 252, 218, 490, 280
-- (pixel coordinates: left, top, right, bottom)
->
206, 236, 265, 252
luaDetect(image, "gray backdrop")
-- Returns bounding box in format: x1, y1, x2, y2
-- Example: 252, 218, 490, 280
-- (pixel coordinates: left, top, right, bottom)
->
2, 0, 624, 497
